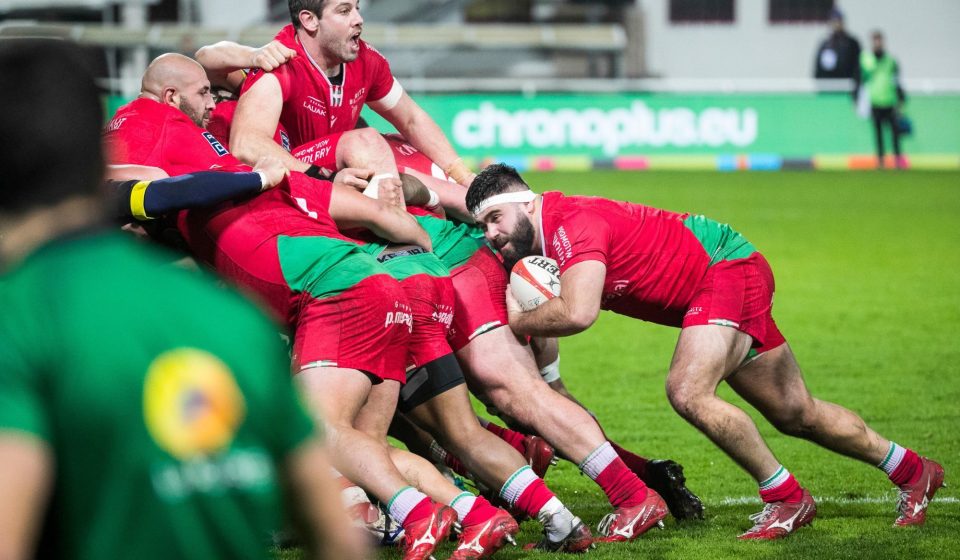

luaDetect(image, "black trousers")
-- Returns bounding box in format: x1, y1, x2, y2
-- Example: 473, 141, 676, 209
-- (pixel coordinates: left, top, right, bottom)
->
871, 106, 902, 162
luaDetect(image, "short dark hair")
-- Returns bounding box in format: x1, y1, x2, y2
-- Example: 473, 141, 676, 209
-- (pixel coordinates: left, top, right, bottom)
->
465, 163, 530, 215
289, 0, 327, 27
0, 40, 103, 214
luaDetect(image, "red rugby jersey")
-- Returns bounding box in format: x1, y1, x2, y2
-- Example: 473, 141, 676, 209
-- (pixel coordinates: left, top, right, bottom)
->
241, 24, 400, 148
538, 191, 712, 326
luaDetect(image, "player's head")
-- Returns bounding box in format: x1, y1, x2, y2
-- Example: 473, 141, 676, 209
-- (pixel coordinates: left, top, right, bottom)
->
467, 163, 539, 269
291, 0, 364, 64
0, 39, 103, 215
141, 53, 215, 128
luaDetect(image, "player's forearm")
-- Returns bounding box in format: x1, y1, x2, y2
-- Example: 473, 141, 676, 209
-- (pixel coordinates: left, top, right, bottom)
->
393, 112, 473, 186
510, 297, 591, 337
195, 41, 256, 74
233, 133, 309, 172
363, 204, 433, 251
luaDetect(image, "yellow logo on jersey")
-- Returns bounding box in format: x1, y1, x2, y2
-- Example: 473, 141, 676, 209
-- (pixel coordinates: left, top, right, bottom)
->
143, 348, 246, 460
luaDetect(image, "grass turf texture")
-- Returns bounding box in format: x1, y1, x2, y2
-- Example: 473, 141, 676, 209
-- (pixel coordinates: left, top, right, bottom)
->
281, 170, 960, 559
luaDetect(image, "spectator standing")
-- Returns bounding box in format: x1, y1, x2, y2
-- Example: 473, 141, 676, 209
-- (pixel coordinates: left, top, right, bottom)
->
861, 30, 907, 168
813, 8, 861, 97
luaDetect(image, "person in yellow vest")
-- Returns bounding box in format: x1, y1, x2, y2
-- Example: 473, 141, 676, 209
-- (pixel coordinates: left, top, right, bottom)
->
860, 30, 906, 168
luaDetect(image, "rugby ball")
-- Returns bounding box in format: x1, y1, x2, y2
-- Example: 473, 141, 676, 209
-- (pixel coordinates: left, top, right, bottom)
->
511, 256, 561, 311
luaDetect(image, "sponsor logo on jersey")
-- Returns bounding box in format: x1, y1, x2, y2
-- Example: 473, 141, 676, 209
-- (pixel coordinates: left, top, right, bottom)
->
201, 132, 229, 157
602, 280, 630, 305
304, 95, 327, 116
106, 116, 127, 131
143, 348, 246, 460
551, 226, 573, 265
431, 305, 455, 327
384, 301, 414, 332
349, 87, 366, 108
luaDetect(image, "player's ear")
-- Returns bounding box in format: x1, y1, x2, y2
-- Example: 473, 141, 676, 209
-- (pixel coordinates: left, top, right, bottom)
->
299, 10, 320, 32
161, 87, 179, 108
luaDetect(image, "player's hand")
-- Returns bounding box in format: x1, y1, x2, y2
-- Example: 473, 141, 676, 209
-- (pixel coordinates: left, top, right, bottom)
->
376, 176, 405, 209
505, 286, 523, 317
333, 167, 373, 190
253, 156, 289, 189
251, 41, 296, 71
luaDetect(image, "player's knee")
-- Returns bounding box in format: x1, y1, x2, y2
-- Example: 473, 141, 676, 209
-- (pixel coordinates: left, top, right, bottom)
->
769, 401, 818, 437
665, 377, 709, 421
342, 127, 387, 156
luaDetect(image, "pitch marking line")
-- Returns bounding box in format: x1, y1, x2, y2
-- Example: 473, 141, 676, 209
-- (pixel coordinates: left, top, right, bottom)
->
715, 496, 959, 506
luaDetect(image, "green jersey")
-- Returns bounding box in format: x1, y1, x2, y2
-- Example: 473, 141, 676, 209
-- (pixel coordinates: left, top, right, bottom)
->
0, 232, 316, 560
861, 51, 900, 108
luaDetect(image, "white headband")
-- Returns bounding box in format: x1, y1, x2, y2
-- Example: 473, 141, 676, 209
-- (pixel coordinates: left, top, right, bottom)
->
471, 190, 537, 219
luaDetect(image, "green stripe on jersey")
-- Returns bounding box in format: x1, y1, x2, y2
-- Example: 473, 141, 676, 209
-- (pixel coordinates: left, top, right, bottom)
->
683, 214, 757, 266
414, 215, 486, 269
277, 235, 389, 299
379, 250, 451, 281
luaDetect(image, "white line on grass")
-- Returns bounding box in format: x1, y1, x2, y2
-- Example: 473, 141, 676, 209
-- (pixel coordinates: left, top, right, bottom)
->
715, 496, 959, 506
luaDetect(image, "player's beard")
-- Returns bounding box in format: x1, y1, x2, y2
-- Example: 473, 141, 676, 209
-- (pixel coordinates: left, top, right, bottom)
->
500, 215, 536, 271
180, 99, 210, 128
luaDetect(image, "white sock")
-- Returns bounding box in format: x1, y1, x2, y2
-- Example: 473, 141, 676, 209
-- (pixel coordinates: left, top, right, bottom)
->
759, 465, 791, 491
878, 442, 907, 475
499, 465, 537, 506
450, 491, 476, 522
579, 441, 617, 480
388, 486, 429, 526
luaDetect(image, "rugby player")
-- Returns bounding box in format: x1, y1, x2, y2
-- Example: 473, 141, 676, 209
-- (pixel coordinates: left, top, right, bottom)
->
0, 39, 365, 560
221, 0, 475, 192
466, 163, 946, 539
104, 53, 481, 560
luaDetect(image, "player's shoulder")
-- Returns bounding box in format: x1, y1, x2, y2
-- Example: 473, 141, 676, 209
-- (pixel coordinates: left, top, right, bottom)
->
359, 39, 387, 62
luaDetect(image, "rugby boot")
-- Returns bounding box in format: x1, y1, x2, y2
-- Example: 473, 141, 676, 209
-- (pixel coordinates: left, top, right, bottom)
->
399, 502, 457, 560
642, 459, 704, 521
894, 457, 945, 527
522, 435, 558, 479
595, 488, 669, 543
738, 488, 816, 540
523, 504, 594, 553
449, 508, 519, 560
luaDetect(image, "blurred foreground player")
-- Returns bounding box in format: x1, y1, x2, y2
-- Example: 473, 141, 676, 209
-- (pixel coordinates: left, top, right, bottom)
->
467, 164, 945, 540
0, 41, 366, 560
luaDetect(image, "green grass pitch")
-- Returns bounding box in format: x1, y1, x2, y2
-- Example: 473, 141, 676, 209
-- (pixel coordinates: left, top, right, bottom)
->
293, 170, 960, 559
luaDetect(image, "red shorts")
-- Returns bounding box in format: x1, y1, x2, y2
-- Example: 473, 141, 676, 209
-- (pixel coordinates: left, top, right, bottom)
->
399, 273, 456, 369
291, 132, 346, 174
682, 252, 786, 355
293, 274, 410, 383
448, 247, 509, 352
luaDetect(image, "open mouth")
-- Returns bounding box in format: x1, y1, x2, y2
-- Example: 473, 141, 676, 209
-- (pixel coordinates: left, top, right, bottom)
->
350, 32, 361, 49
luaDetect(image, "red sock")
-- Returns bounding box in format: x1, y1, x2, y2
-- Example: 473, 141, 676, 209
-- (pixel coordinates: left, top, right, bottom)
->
404, 497, 435, 526
462, 496, 499, 526
514, 478, 555, 517
595, 457, 648, 508
483, 422, 526, 454
889, 449, 923, 486
608, 441, 650, 480
759, 473, 804, 504
443, 453, 469, 477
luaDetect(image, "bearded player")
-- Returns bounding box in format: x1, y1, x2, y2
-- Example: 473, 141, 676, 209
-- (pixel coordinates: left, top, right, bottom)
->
466, 163, 945, 540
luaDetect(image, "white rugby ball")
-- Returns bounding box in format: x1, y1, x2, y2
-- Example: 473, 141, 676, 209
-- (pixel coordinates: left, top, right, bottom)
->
510, 256, 561, 311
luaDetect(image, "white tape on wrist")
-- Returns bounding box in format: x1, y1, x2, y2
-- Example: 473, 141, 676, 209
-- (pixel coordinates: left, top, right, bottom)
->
425, 189, 441, 209
255, 170, 269, 191
471, 190, 537, 219
539, 357, 561, 383
363, 173, 395, 199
